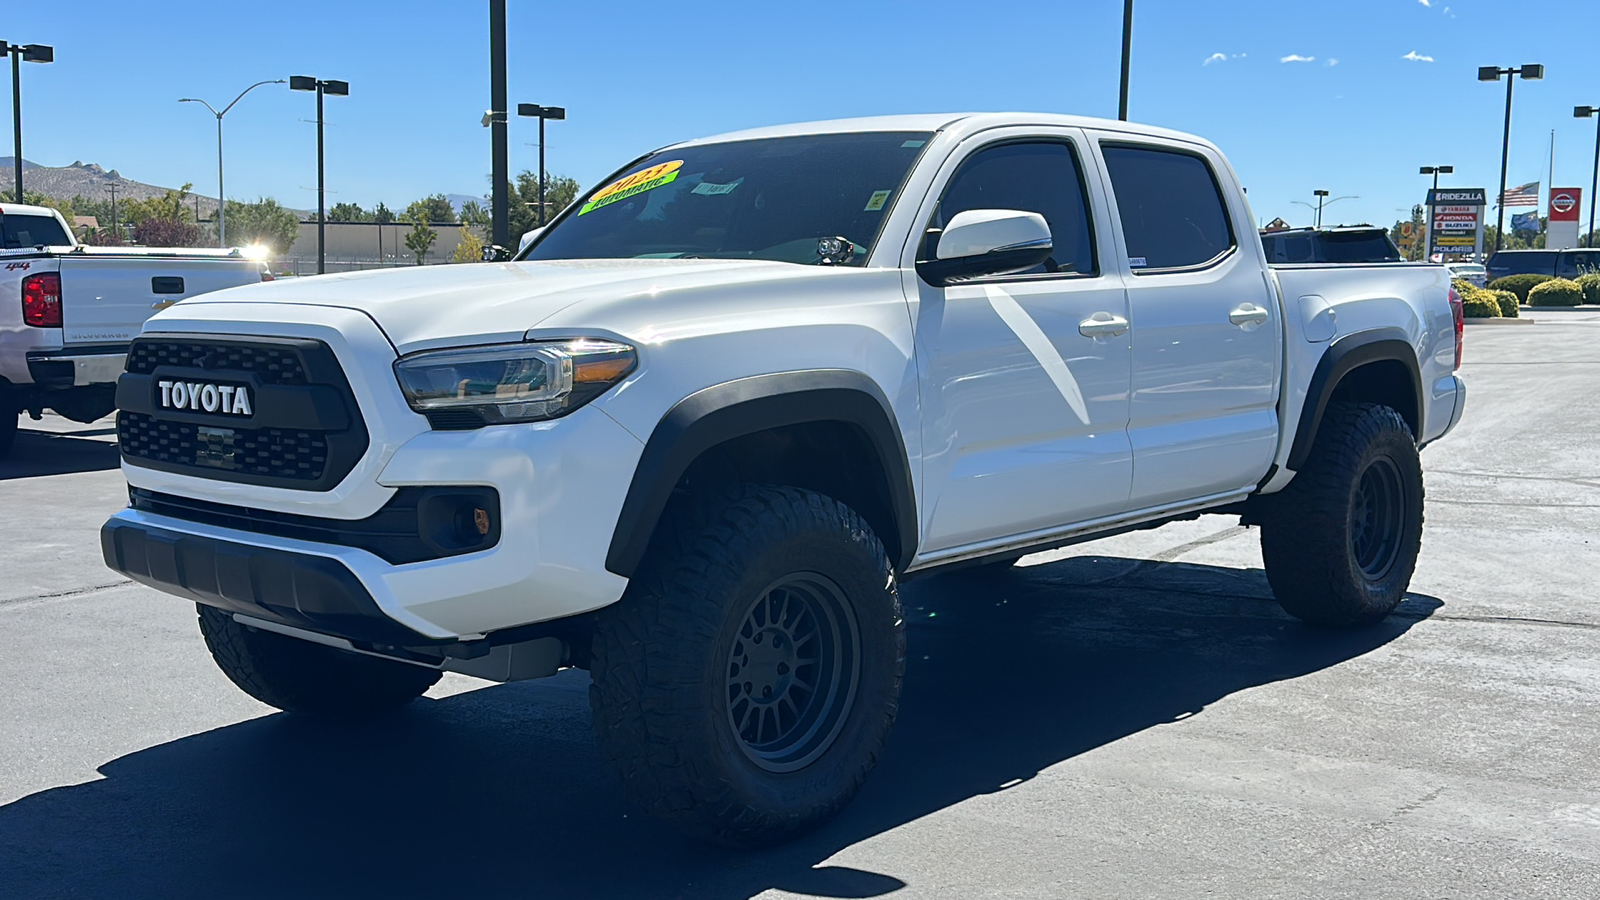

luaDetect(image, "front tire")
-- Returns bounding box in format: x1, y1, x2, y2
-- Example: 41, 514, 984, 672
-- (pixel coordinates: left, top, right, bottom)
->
1260, 402, 1424, 627
589, 485, 905, 847
197, 605, 441, 720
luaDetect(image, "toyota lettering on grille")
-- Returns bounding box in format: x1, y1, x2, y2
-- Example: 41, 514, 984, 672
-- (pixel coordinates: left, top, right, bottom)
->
157, 380, 254, 416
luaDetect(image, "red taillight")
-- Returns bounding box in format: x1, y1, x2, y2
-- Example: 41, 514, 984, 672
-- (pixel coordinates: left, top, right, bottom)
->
21, 272, 62, 328
1448, 286, 1464, 371
260, 270, 275, 282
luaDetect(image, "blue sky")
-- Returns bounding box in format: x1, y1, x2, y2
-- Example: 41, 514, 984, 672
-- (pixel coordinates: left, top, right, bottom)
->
6, 0, 1598, 230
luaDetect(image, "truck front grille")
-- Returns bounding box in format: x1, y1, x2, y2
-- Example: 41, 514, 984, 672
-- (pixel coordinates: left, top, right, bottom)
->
126, 341, 308, 385
118, 413, 331, 481
115, 336, 368, 491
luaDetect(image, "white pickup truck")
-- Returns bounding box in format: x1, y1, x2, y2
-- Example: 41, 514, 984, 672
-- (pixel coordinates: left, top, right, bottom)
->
0, 203, 269, 457
100, 113, 1466, 845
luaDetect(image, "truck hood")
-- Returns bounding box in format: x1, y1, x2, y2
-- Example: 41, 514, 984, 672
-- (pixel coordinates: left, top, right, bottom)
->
172, 258, 852, 353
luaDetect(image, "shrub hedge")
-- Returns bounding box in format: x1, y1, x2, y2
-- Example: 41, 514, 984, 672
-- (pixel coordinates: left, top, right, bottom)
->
1453, 279, 1500, 317
1576, 272, 1600, 306
1487, 273, 1554, 303
1491, 290, 1519, 317
1528, 277, 1585, 307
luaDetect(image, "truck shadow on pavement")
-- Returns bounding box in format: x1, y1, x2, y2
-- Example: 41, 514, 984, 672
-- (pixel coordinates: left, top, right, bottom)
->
0, 555, 1440, 900
0, 425, 121, 481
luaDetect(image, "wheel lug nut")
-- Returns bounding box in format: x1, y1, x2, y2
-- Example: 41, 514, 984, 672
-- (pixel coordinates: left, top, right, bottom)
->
754, 634, 763, 644
762, 686, 772, 698
744, 681, 752, 694
777, 662, 789, 675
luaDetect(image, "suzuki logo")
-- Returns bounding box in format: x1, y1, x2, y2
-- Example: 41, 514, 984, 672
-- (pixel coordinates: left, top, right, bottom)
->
158, 380, 253, 416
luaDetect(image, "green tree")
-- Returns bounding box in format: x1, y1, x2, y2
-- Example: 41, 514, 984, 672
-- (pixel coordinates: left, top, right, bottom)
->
451, 225, 484, 264
373, 202, 396, 225
224, 197, 301, 253
459, 199, 490, 231
404, 220, 438, 265
405, 194, 456, 225
508, 171, 579, 238
120, 184, 196, 228
329, 201, 369, 222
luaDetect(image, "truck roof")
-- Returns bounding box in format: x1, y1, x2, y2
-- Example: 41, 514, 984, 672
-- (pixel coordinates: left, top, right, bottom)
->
669, 112, 1218, 151
0, 202, 63, 218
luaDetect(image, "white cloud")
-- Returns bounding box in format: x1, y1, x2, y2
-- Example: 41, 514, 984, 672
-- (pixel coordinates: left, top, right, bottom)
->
1418, 0, 1430, 6
1203, 52, 1228, 66
1280, 54, 1316, 63
1402, 51, 1435, 62
1326, 58, 1340, 67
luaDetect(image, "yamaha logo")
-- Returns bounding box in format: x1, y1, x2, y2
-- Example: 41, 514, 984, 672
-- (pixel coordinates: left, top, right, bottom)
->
157, 380, 253, 416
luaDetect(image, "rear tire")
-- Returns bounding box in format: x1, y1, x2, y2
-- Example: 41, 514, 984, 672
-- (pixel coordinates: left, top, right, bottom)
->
1260, 402, 1424, 627
197, 605, 441, 720
589, 484, 905, 847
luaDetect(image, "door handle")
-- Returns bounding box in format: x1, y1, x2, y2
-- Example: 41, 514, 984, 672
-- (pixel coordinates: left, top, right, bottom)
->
1229, 303, 1270, 327
1078, 311, 1129, 338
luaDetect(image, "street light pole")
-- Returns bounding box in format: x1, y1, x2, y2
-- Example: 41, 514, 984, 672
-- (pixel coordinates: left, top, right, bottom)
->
290, 76, 349, 274
180, 79, 286, 247
1479, 64, 1544, 253
1314, 189, 1329, 228
1118, 0, 1133, 121
1, 41, 53, 203
1419, 165, 1453, 259
1575, 106, 1600, 249
516, 104, 566, 227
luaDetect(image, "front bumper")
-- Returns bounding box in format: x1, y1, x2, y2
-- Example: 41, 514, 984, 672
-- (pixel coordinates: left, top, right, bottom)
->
101, 517, 438, 646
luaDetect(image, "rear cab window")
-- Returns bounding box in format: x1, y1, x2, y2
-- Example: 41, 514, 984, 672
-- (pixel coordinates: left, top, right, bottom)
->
1, 213, 71, 249
1100, 144, 1235, 272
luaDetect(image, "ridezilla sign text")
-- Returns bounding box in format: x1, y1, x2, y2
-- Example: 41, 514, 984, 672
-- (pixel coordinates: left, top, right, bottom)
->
1426, 188, 1486, 261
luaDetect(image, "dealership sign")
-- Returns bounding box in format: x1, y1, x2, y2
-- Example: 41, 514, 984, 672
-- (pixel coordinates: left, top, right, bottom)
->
1426, 188, 1487, 258
1547, 187, 1583, 249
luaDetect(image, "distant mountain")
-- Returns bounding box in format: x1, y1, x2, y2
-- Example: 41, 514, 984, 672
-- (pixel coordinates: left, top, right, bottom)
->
0, 157, 220, 215
445, 193, 485, 214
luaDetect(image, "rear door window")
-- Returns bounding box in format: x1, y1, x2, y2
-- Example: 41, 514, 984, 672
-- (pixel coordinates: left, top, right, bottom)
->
1, 213, 71, 249
1101, 144, 1235, 271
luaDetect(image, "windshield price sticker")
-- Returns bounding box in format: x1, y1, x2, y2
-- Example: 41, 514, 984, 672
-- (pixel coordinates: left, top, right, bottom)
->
580, 160, 684, 215
864, 190, 892, 212
692, 180, 742, 196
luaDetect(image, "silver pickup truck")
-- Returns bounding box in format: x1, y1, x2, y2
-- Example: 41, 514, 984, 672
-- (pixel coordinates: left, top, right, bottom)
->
0, 203, 270, 457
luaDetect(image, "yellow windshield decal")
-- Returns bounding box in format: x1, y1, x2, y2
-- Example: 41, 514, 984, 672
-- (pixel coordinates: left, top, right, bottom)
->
579, 160, 684, 215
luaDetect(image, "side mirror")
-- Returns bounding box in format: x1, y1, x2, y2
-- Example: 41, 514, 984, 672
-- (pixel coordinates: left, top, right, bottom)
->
519, 227, 543, 251
916, 209, 1053, 287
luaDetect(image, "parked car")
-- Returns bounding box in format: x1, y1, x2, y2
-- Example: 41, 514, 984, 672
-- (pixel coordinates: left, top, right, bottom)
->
1259, 226, 1404, 264
1447, 262, 1488, 287
101, 113, 1466, 845
1, 203, 271, 458
1485, 248, 1600, 282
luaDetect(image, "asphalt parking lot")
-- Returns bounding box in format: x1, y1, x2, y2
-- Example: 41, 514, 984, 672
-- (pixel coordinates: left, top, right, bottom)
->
1, 315, 1597, 900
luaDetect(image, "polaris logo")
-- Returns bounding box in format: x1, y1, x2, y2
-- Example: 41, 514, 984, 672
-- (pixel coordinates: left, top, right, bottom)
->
157, 380, 253, 416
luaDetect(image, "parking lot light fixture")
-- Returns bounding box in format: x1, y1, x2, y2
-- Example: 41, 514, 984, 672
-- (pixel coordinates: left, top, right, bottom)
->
1480, 64, 1544, 252
1420, 165, 1454, 193
290, 76, 350, 274
517, 104, 567, 227
1, 40, 54, 204
179, 80, 287, 248
1575, 106, 1600, 248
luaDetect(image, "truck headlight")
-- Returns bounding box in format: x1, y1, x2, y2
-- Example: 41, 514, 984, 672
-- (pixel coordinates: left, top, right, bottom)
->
394, 338, 637, 426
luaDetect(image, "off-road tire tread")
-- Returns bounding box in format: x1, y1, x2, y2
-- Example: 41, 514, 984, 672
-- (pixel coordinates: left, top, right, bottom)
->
197, 605, 441, 720
589, 484, 904, 847
1261, 401, 1424, 627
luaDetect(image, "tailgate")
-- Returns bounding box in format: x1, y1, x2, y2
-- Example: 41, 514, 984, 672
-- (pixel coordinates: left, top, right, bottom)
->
57, 255, 263, 346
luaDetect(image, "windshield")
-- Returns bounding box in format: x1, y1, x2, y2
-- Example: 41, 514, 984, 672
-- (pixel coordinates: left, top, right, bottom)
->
1, 213, 72, 249
521, 131, 932, 266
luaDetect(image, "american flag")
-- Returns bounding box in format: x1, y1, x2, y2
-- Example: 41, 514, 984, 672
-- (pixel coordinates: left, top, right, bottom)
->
1498, 182, 1540, 207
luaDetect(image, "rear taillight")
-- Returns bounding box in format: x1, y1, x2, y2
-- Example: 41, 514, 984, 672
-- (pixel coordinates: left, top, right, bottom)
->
1448, 286, 1464, 371
21, 272, 62, 328
260, 270, 275, 282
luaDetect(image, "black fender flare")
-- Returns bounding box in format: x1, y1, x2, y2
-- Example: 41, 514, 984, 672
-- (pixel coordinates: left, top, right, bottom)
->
604, 370, 918, 578
1287, 327, 1423, 472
